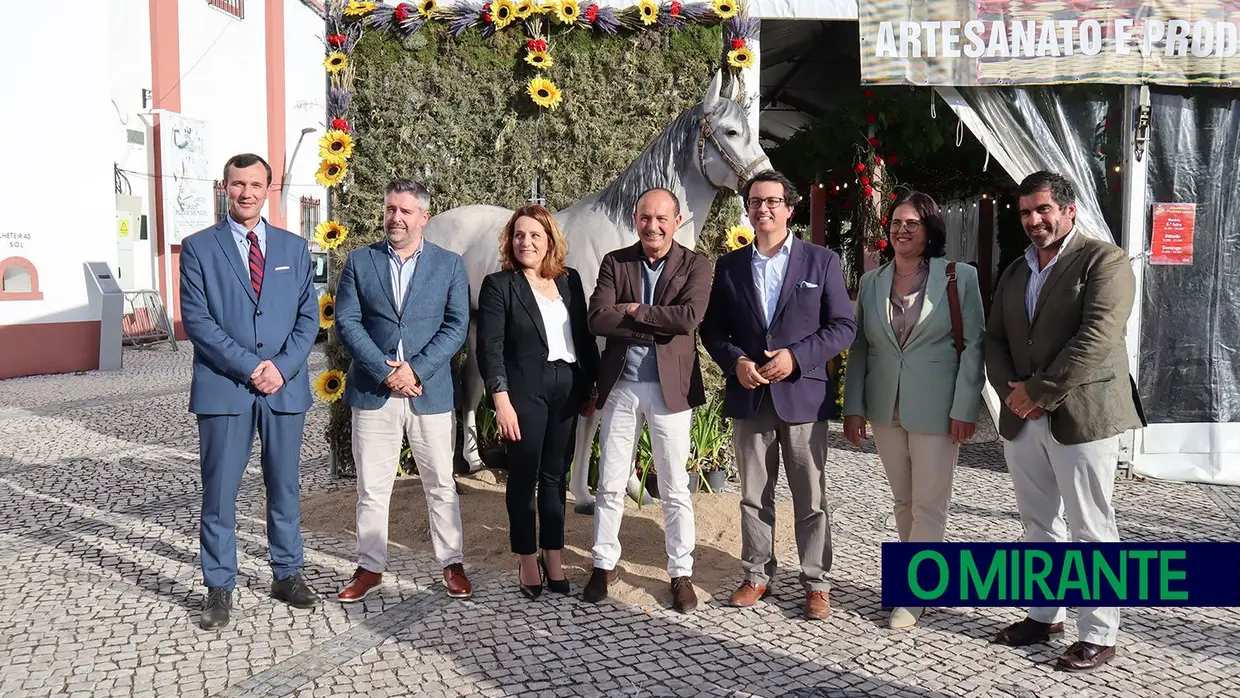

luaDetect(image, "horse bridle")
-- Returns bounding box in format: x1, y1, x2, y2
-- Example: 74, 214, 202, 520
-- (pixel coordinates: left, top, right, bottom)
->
696, 114, 770, 186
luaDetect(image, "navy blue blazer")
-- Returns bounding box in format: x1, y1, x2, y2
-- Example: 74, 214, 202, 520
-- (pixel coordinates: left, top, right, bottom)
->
179, 219, 319, 416
333, 240, 469, 414
701, 236, 857, 423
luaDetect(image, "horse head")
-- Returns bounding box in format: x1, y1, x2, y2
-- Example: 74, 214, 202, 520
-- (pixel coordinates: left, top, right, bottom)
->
695, 70, 772, 192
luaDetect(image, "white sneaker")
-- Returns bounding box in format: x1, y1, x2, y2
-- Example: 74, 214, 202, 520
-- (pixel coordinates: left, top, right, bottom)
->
889, 606, 923, 629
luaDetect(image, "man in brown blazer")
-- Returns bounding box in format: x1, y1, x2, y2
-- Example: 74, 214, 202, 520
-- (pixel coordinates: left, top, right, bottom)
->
985, 171, 1146, 673
583, 187, 712, 612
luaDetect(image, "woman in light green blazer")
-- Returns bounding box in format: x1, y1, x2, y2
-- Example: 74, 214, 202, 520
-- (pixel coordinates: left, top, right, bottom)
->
842, 191, 985, 629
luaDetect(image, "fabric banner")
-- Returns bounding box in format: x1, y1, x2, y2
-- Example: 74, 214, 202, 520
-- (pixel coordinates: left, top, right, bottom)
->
860, 1, 1240, 86
158, 112, 212, 245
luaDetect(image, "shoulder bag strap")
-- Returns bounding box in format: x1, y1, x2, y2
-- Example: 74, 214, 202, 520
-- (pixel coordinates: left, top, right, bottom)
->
946, 262, 964, 359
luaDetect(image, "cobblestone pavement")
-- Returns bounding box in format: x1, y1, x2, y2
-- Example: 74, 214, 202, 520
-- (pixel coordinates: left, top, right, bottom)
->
0, 344, 1237, 698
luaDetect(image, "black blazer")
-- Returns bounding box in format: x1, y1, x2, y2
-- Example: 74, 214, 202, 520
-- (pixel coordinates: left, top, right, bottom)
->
476, 267, 599, 405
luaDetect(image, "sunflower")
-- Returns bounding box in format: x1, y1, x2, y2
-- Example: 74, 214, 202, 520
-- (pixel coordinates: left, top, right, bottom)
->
315, 160, 349, 187
344, 0, 377, 16
553, 0, 579, 24
492, 0, 517, 27
527, 77, 563, 110
525, 50, 553, 70
318, 293, 336, 329
314, 220, 350, 250
418, 0, 437, 17
324, 52, 348, 74
532, 0, 557, 14
727, 47, 754, 69
313, 369, 346, 403
725, 225, 754, 251
636, 0, 659, 25
319, 130, 354, 162
712, 0, 738, 19
515, 0, 534, 17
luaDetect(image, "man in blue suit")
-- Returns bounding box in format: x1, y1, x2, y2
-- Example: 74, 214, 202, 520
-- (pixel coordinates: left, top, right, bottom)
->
701, 170, 857, 621
332, 179, 473, 603
179, 153, 321, 630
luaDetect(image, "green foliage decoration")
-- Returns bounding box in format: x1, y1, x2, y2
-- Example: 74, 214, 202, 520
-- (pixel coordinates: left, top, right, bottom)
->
317, 16, 745, 474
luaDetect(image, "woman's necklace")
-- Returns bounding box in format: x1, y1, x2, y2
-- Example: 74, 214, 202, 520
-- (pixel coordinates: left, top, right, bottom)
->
895, 260, 926, 278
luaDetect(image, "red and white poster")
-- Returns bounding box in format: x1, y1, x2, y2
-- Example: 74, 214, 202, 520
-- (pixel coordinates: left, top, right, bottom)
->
1151, 203, 1196, 266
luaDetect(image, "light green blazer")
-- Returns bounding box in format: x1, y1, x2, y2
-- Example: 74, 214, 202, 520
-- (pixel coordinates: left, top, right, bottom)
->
842, 257, 986, 435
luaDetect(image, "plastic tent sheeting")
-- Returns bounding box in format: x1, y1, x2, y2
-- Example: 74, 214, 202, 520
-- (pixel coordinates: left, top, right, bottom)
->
934, 86, 1116, 243
1131, 87, 1240, 487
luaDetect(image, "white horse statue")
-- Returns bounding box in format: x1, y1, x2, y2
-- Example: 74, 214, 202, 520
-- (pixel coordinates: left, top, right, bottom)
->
422, 70, 771, 512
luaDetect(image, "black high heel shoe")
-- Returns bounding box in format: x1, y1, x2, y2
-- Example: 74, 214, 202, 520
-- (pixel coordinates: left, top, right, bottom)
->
539, 554, 570, 595
519, 561, 543, 600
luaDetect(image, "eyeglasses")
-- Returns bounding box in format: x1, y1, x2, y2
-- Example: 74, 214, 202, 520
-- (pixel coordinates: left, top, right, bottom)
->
889, 219, 922, 232
746, 197, 785, 209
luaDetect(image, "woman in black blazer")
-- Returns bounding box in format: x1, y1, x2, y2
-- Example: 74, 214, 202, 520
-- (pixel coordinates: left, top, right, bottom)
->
476, 204, 599, 599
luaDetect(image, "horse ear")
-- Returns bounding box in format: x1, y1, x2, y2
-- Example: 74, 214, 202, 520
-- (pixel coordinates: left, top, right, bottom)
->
703, 69, 725, 112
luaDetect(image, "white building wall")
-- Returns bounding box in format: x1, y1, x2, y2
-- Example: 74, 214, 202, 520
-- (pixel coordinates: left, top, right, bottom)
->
3, 0, 118, 325
108, 0, 156, 292
286, 1, 329, 237
178, 0, 270, 183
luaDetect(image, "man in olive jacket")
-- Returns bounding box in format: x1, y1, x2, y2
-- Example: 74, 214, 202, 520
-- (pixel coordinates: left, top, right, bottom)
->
985, 171, 1146, 673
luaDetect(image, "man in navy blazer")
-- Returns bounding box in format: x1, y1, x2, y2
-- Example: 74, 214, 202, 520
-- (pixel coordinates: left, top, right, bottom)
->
179, 153, 321, 630
332, 179, 473, 603
701, 170, 856, 620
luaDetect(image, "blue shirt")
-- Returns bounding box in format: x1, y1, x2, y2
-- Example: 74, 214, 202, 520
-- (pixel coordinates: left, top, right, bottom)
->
227, 214, 267, 267
389, 239, 423, 361
1023, 228, 1076, 322
621, 256, 666, 383
751, 232, 793, 327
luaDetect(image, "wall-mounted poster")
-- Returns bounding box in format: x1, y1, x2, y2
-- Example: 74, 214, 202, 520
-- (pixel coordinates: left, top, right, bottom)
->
159, 112, 212, 245
1151, 203, 1196, 266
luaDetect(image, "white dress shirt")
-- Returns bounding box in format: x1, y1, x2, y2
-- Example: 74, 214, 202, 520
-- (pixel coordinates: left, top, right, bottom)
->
752, 232, 794, 328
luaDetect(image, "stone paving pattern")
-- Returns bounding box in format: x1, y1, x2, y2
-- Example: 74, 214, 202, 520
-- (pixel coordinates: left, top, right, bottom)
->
0, 344, 1237, 697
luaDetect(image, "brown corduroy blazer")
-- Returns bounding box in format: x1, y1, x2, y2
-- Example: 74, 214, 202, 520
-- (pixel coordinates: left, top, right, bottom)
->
587, 241, 712, 413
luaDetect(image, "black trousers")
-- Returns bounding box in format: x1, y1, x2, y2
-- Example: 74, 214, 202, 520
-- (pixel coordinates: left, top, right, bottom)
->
506, 360, 581, 555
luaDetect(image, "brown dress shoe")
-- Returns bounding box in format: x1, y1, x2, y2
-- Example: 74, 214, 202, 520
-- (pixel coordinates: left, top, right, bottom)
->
728, 581, 770, 607
804, 591, 831, 620
337, 568, 383, 603
993, 618, 1065, 647
1056, 642, 1116, 672
443, 563, 472, 599
582, 567, 617, 603
670, 577, 698, 613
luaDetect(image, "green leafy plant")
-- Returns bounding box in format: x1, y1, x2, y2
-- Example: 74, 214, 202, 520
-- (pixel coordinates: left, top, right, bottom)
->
688, 395, 731, 492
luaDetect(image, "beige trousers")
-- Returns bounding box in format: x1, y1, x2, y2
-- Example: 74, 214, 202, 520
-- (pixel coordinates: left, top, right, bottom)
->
351, 398, 463, 572
871, 417, 959, 543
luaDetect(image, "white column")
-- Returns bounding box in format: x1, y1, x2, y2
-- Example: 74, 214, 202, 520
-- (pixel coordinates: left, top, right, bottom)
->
1119, 85, 1150, 469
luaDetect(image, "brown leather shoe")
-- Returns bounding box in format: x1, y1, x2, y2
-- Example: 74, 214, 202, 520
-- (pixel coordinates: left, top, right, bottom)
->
582, 567, 617, 603
1056, 642, 1116, 672
670, 577, 698, 613
804, 591, 831, 620
443, 563, 472, 599
728, 581, 770, 607
993, 618, 1065, 647
337, 567, 382, 603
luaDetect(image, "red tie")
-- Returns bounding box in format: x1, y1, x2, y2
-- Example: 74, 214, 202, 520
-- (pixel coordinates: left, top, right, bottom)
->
247, 231, 264, 297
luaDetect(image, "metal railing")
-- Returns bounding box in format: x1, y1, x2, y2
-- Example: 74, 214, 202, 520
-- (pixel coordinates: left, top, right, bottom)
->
121, 290, 178, 350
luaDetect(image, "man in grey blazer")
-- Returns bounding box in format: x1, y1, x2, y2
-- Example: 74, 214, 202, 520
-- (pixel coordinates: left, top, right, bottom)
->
180, 153, 321, 630
985, 171, 1146, 672
333, 179, 472, 602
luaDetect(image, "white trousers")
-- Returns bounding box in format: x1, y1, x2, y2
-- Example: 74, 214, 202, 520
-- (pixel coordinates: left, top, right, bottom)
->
593, 380, 695, 578
352, 398, 463, 572
1003, 415, 1120, 646
871, 422, 958, 543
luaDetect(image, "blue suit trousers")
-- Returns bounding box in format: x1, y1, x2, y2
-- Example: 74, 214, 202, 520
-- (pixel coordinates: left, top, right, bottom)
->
198, 400, 306, 589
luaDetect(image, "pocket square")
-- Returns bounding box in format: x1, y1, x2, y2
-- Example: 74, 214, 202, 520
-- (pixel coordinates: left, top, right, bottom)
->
274, 265, 291, 271
798, 281, 819, 289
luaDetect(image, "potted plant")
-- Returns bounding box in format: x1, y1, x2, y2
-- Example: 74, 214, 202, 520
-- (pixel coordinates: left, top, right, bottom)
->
689, 396, 731, 493
474, 395, 507, 471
